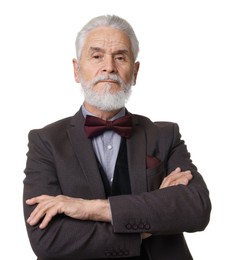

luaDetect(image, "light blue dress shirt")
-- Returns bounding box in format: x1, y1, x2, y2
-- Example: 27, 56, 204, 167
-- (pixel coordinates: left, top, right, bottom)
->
82, 105, 126, 185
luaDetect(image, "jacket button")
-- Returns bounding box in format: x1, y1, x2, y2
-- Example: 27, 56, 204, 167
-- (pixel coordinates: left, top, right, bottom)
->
126, 223, 132, 229
144, 223, 151, 230
124, 250, 129, 256
132, 224, 138, 230
138, 223, 144, 229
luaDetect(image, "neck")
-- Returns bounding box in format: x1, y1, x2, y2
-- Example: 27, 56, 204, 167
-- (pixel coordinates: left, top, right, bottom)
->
83, 101, 122, 120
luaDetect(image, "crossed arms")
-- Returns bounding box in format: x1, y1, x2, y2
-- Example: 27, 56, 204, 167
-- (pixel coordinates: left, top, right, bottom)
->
26, 167, 192, 230
23, 123, 211, 259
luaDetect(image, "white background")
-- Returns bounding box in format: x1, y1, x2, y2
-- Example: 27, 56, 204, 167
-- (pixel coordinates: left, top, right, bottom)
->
0, 0, 231, 259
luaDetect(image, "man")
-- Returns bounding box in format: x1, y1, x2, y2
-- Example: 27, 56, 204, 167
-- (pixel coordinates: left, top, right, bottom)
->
23, 15, 211, 259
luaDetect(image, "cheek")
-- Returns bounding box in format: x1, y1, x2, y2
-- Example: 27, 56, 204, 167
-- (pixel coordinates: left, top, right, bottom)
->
120, 69, 134, 83
80, 66, 98, 82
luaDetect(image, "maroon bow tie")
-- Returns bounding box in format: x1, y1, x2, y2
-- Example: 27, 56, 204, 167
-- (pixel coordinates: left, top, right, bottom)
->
84, 114, 133, 139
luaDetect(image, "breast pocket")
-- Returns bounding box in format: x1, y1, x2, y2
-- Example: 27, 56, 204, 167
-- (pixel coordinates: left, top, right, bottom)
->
146, 162, 166, 191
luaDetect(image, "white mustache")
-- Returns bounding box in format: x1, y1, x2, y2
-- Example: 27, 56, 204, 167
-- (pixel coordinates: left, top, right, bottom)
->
91, 74, 124, 85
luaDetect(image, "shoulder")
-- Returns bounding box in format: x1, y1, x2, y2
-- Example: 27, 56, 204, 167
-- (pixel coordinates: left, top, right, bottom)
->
131, 113, 182, 143
29, 116, 72, 136
28, 109, 82, 137
131, 114, 183, 153
27, 113, 80, 148
132, 113, 179, 130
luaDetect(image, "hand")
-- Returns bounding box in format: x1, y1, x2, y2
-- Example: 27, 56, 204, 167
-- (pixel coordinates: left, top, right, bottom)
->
159, 167, 193, 189
141, 167, 192, 239
141, 232, 152, 240
26, 195, 111, 229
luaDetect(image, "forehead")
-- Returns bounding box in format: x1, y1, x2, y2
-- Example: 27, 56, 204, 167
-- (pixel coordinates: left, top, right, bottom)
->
83, 26, 132, 53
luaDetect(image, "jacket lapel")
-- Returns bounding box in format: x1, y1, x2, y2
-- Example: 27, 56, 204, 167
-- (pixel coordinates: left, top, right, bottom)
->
66, 110, 106, 199
66, 110, 147, 197
127, 115, 147, 194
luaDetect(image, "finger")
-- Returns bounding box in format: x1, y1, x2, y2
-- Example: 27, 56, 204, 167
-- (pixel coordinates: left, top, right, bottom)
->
184, 171, 193, 180
38, 197, 68, 229
169, 167, 181, 175
159, 176, 173, 189
174, 176, 190, 186
39, 208, 59, 229
141, 233, 152, 240
160, 170, 192, 189
26, 197, 40, 205
159, 168, 180, 188
27, 197, 56, 226
160, 171, 182, 188
27, 205, 47, 226
26, 195, 50, 205
167, 171, 193, 187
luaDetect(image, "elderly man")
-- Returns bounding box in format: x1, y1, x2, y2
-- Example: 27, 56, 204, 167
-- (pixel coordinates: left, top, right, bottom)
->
23, 15, 211, 259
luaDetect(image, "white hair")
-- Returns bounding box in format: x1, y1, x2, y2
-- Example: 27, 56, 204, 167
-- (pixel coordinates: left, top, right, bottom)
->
75, 15, 139, 61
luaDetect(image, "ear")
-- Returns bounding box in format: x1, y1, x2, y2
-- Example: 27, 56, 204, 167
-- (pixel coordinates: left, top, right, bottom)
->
72, 58, 80, 83
133, 61, 140, 85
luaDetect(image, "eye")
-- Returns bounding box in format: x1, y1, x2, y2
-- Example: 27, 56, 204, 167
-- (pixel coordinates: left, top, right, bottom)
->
92, 53, 103, 61
93, 55, 100, 59
115, 55, 125, 61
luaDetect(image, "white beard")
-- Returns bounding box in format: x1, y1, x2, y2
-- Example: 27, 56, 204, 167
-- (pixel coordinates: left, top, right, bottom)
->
80, 74, 133, 111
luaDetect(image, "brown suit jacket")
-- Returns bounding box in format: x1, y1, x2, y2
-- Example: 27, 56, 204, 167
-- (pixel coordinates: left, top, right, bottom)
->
23, 108, 211, 259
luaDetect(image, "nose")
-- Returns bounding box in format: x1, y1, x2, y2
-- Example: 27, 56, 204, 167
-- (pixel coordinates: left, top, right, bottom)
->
102, 55, 117, 73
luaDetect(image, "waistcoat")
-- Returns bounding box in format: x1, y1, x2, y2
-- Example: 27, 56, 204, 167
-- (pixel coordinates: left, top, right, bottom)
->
96, 138, 149, 260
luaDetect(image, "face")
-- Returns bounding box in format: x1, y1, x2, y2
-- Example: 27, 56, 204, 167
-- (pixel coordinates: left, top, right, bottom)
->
73, 26, 140, 111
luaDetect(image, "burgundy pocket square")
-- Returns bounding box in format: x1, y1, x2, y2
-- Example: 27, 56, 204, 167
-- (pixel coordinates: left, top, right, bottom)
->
146, 155, 161, 169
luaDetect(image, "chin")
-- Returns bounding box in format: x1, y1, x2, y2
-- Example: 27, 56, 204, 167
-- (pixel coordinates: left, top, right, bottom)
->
86, 91, 129, 111
96, 82, 122, 93
90, 100, 125, 112
81, 79, 132, 111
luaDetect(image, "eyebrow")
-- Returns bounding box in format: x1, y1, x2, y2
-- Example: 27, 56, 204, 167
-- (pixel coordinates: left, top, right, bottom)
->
89, 47, 129, 55
89, 47, 104, 53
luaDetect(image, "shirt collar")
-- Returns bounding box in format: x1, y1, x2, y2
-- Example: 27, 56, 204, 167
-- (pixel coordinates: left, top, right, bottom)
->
81, 104, 126, 121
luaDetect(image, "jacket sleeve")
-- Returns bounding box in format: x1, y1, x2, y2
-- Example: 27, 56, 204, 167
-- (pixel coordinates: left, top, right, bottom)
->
23, 130, 141, 259
109, 122, 211, 235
